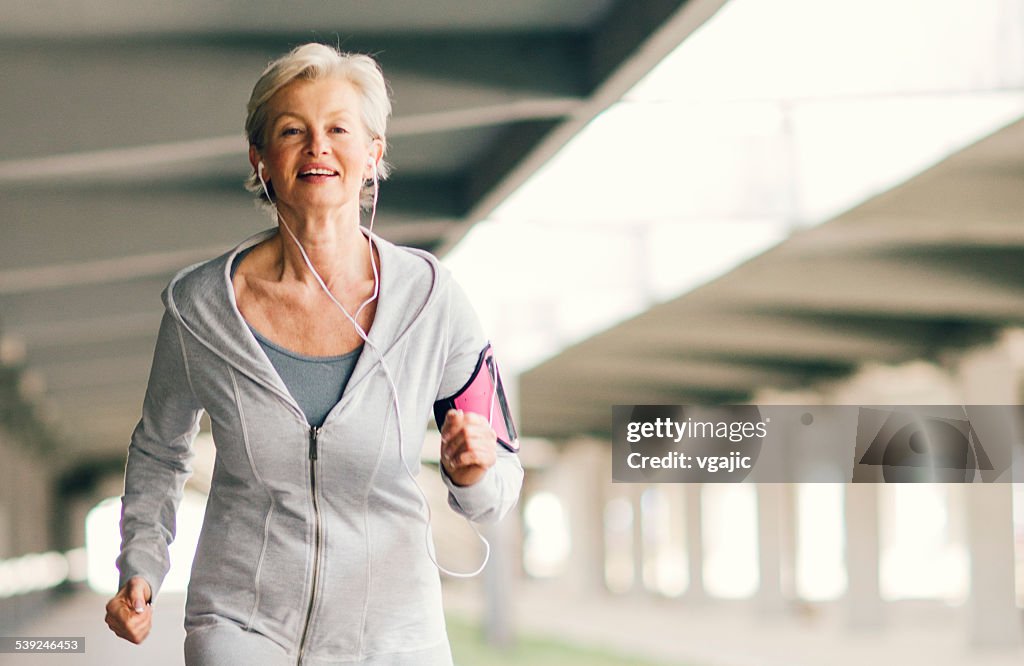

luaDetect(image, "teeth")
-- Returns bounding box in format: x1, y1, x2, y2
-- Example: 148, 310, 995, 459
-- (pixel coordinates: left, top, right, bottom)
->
301, 168, 336, 176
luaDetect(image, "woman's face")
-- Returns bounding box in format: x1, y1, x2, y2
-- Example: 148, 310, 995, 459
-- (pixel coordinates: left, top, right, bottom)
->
252, 76, 380, 215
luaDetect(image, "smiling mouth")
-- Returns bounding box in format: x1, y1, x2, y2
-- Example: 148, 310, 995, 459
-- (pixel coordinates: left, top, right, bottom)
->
298, 168, 339, 179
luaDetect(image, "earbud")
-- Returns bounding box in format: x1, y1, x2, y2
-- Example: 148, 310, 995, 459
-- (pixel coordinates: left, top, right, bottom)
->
258, 161, 266, 178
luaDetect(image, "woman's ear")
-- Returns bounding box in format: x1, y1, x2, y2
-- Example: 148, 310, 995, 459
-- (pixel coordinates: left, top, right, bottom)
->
248, 145, 264, 180
365, 140, 384, 178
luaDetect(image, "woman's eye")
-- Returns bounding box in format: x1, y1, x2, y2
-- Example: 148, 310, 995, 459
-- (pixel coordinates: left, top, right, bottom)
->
331, 127, 348, 134
281, 128, 301, 136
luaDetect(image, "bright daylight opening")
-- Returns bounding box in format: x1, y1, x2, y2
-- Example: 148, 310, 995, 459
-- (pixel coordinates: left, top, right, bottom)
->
702, 484, 758, 598
522, 491, 571, 578
85, 432, 216, 594
445, 0, 1024, 377
641, 486, 688, 597
86, 491, 208, 595
796, 484, 846, 601
879, 484, 967, 602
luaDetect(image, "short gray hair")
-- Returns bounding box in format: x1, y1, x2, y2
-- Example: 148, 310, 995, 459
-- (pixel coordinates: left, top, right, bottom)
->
244, 43, 393, 211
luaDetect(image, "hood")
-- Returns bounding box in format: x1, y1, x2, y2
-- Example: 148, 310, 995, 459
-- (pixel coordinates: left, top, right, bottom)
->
161, 226, 439, 417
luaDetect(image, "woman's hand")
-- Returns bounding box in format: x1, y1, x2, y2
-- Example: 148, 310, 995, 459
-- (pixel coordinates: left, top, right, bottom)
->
440, 409, 497, 486
104, 576, 153, 644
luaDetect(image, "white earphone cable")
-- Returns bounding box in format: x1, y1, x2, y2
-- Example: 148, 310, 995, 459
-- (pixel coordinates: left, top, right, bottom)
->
257, 158, 491, 577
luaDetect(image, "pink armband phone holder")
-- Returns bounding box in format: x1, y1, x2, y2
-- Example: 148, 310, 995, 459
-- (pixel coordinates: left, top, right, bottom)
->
433, 343, 519, 453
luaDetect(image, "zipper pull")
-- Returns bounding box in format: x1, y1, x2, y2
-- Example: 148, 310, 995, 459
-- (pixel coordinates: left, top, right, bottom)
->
309, 426, 319, 460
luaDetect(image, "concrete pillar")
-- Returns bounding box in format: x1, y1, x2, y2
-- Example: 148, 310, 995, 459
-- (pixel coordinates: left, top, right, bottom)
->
66, 493, 96, 553
562, 438, 608, 595
0, 432, 11, 558
756, 484, 782, 612
844, 483, 884, 630
0, 431, 52, 556
958, 339, 1022, 648
683, 484, 704, 601
483, 362, 520, 648
756, 483, 796, 614
965, 485, 1020, 648
482, 518, 516, 647
10, 445, 32, 553
780, 484, 797, 602
28, 450, 51, 554
631, 483, 645, 594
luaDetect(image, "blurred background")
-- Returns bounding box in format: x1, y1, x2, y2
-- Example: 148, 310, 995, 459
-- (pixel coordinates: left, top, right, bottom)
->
1, 0, 1024, 664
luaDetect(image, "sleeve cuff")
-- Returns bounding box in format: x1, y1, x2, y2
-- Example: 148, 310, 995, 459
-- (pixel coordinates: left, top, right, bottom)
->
440, 462, 500, 519
117, 551, 165, 602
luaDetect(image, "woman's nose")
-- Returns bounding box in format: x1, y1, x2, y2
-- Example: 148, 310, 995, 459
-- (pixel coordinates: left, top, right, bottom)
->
305, 130, 329, 155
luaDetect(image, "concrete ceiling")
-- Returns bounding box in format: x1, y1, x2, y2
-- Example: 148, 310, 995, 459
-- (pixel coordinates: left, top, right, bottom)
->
0, 0, 730, 468
521, 116, 1024, 440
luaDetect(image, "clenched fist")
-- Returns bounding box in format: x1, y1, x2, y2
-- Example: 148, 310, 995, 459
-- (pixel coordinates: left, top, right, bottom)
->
105, 576, 152, 644
440, 409, 497, 486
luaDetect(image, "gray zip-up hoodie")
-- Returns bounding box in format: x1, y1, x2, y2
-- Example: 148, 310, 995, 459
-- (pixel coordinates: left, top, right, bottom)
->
116, 228, 524, 665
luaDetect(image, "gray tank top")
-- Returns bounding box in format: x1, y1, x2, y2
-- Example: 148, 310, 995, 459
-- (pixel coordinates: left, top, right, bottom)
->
231, 247, 362, 427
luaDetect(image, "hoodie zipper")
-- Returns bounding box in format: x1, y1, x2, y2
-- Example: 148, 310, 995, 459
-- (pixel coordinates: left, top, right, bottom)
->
297, 425, 322, 665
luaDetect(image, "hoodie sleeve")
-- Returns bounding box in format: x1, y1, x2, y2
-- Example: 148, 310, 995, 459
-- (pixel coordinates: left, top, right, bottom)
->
116, 310, 203, 602
435, 275, 524, 524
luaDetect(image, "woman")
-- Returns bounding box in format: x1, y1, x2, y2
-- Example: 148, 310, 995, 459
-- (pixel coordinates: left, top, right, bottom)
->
104, 43, 524, 665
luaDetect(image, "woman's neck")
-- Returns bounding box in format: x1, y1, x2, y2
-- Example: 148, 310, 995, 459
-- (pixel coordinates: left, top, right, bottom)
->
271, 202, 374, 289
